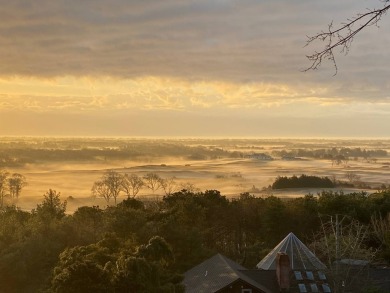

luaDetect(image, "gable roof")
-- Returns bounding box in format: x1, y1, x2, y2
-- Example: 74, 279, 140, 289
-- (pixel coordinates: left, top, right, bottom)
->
256, 232, 327, 270
183, 254, 273, 293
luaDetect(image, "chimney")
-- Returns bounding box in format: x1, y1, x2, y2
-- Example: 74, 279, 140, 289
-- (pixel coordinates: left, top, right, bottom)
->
276, 252, 291, 292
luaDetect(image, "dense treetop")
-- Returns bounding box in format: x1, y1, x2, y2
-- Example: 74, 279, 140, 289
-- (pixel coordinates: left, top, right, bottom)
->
272, 175, 335, 189
0, 187, 389, 292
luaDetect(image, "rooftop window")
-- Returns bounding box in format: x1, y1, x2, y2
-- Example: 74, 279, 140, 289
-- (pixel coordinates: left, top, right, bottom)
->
310, 283, 319, 292
318, 271, 327, 280
298, 283, 307, 293
322, 284, 331, 293
294, 271, 303, 280
306, 271, 314, 280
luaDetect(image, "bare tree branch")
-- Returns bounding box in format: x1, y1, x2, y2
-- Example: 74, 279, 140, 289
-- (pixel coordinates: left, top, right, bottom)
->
304, 2, 390, 74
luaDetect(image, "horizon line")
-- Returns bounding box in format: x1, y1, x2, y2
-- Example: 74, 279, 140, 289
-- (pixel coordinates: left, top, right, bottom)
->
1, 135, 390, 140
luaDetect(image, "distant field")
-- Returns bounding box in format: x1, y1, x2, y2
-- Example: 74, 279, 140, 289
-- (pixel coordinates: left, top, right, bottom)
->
1, 137, 389, 213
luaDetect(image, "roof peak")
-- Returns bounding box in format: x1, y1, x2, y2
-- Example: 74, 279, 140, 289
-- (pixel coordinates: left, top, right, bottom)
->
257, 232, 327, 271
184, 253, 273, 293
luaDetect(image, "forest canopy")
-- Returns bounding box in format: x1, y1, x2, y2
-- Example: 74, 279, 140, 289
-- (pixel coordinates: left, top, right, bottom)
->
0, 187, 389, 292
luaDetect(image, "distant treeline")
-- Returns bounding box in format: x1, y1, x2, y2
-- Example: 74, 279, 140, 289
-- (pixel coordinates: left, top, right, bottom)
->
272, 174, 334, 189
0, 143, 243, 167
273, 147, 387, 159
1, 138, 388, 167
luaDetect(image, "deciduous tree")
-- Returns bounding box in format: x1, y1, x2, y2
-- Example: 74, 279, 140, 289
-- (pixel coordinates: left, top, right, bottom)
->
371, 213, 390, 262
137, 236, 174, 267
0, 170, 9, 208
51, 244, 112, 293
305, 1, 390, 73
310, 215, 376, 293
72, 206, 104, 244
35, 189, 67, 221
121, 173, 144, 198
345, 171, 361, 184
7, 173, 27, 199
103, 171, 124, 205
161, 177, 179, 196
92, 171, 124, 205
143, 172, 163, 195
92, 180, 111, 204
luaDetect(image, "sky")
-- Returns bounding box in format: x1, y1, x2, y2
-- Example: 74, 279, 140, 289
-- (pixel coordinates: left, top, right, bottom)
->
0, 0, 389, 138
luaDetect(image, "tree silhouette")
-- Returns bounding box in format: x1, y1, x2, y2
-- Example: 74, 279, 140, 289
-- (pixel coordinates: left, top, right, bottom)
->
143, 173, 163, 195
121, 173, 144, 198
305, 1, 390, 73
161, 177, 179, 196
0, 170, 9, 208
137, 236, 174, 267
35, 189, 67, 220
8, 173, 27, 199
92, 171, 124, 205
310, 216, 376, 292
92, 180, 112, 204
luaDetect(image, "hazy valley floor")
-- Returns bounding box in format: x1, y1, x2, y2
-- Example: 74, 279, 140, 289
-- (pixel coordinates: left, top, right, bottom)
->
8, 155, 390, 213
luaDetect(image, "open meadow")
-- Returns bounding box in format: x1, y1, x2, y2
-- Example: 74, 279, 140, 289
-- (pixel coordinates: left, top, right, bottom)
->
1, 137, 389, 213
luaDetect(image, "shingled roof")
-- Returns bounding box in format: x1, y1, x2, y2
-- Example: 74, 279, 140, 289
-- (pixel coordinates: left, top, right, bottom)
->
183, 254, 273, 293
256, 232, 327, 270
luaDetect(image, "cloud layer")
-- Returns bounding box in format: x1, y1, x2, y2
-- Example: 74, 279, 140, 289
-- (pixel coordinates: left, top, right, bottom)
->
1, 0, 388, 81
1, 0, 390, 136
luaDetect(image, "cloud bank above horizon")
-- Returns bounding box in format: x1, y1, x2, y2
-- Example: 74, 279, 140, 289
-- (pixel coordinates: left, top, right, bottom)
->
0, 0, 389, 137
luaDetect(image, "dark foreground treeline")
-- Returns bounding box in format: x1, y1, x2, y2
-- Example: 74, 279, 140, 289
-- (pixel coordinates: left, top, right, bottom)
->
0, 189, 390, 292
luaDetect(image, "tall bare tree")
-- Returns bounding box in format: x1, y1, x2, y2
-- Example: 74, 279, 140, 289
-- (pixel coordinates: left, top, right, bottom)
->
121, 174, 144, 198
345, 171, 361, 184
161, 177, 179, 196
310, 215, 376, 293
92, 170, 124, 205
105, 171, 124, 205
180, 182, 200, 193
371, 212, 390, 257
92, 180, 112, 204
0, 170, 9, 208
305, 1, 390, 73
143, 173, 163, 194
8, 173, 27, 199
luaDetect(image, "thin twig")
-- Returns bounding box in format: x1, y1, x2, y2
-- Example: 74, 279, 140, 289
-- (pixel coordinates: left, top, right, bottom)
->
304, 3, 390, 74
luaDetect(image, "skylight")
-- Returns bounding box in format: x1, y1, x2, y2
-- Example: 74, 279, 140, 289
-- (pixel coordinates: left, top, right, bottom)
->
318, 271, 327, 280
310, 283, 319, 292
306, 271, 314, 280
322, 284, 331, 293
298, 283, 307, 293
294, 271, 303, 280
